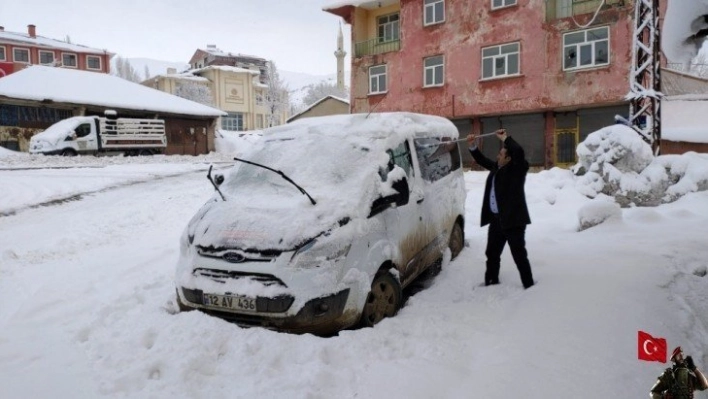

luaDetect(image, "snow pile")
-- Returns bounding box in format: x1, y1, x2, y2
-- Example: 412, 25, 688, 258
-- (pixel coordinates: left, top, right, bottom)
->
573, 125, 708, 206
573, 125, 654, 197
0, 146, 24, 159
577, 194, 622, 231
214, 129, 263, 157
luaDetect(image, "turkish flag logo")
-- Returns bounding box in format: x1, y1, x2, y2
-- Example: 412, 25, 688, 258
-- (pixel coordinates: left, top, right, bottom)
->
638, 331, 667, 363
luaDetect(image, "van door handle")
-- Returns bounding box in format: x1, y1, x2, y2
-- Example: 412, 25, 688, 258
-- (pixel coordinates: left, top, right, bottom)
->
417, 198, 425, 204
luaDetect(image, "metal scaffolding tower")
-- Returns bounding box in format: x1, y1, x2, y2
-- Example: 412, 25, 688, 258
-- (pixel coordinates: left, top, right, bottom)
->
628, 0, 662, 154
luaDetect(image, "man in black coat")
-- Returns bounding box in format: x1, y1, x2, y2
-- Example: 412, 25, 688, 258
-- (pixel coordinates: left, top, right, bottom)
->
467, 129, 535, 289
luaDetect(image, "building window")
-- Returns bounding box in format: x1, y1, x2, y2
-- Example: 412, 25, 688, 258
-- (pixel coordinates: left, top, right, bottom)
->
256, 93, 264, 106
222, 113, 244, 131
39, 51, 55, 65
87, 56, 101, 70
424, 0, 445, 25
378, 13, 400, 43
0, 46, 6, 61
62, 53, 77, 67
481, 42, 520, 79
13, 48, 30, 63
563, 26, 609, 70
491, 0, 517, 9
369, 65, 388, 94
256, 114, 264, 129
424, 55, 444, 87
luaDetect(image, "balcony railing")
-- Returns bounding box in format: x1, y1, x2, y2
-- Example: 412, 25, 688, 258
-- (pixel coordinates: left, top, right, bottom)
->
354, 38, 401, 58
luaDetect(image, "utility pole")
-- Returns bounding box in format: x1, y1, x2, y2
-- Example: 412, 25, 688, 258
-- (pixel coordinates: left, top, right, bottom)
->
628, 0, 662, 155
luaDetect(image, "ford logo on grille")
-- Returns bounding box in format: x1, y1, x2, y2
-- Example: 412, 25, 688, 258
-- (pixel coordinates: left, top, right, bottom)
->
223, 252, 245, 263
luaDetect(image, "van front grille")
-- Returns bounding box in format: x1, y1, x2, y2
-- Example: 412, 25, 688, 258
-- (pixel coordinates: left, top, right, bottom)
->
193, 268, 287, 287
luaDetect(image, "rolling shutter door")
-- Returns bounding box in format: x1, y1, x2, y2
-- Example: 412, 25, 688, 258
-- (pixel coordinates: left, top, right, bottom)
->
579, 105, 628, 141
481, 114, 545, 166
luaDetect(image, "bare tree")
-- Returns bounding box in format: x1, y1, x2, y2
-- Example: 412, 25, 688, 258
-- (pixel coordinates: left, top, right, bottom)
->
111, 56, 142, 83
175, 81, 213, 106
302, 81, 349, 107
265, 61, 290, 127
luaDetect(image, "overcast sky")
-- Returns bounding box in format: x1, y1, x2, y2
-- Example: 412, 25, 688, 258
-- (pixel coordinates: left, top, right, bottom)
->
0, 0, 351, 76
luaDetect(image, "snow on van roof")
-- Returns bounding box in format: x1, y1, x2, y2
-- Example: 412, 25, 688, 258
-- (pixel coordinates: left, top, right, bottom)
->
271, 112, 459, 143
0, 66, 226, 118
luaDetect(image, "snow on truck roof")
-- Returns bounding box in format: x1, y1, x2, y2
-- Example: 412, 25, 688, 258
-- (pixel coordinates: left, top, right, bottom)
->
0, 66, 226, 118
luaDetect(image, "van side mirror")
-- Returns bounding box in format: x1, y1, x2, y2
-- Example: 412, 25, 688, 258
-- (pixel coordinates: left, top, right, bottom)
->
391, 176, 409, 206
368, 176, 409, 218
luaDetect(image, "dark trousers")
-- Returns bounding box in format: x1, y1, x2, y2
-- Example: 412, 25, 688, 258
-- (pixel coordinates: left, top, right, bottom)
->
485, 215, 534, 288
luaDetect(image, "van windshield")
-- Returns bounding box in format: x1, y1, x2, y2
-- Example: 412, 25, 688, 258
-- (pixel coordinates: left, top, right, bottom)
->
221, 135, 384, 207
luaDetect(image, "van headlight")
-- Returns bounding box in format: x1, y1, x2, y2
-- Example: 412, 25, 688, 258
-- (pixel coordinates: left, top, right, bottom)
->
290, 238, 351, 269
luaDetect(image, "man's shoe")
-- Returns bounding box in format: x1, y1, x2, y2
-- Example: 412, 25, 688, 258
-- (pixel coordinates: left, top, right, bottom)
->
523, 281, 535, 289
485, 279, 500, 286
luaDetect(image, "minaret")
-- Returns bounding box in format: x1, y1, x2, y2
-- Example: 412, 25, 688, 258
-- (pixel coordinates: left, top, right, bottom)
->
334, 22, 347, 91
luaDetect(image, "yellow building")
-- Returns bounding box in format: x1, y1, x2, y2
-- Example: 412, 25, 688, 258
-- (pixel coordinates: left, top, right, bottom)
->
143, 45, 288, 131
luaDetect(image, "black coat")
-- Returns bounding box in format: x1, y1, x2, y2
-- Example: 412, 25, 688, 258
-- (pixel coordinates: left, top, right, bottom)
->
469, 136, 531, 229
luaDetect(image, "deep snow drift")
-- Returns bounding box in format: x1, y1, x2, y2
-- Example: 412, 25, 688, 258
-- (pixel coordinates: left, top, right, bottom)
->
1, 127, 707, 398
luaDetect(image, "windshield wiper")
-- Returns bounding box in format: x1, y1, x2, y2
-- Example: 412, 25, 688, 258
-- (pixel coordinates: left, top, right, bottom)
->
233, 157, 317, 205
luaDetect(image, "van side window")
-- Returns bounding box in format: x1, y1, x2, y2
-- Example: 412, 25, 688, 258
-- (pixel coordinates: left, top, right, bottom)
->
74, 123, 91, 138
388, 141, 414, 178
414, 137, 461, 182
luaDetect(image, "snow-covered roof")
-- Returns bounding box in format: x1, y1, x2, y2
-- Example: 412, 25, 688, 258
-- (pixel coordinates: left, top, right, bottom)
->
0, 66, 226, 118
323, 0, 398, 11
286, 95, 350, 122
0, 29, 108, 55
191, 65, 260, 75
200, 47, 265, 61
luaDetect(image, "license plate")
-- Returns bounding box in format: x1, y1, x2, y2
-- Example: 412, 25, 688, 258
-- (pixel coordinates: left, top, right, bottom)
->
202, 293, 256, 312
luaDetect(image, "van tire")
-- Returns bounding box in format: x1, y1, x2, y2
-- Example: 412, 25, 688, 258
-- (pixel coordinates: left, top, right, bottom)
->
449, 221, 464, 260
359, 270, 402, 328
60, 148, 77, 157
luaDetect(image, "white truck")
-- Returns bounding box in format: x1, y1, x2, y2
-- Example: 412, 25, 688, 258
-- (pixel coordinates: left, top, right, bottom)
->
29, 111, 167, 156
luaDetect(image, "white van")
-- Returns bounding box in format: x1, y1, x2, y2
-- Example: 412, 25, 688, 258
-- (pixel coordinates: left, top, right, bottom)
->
175, 112, 466, 334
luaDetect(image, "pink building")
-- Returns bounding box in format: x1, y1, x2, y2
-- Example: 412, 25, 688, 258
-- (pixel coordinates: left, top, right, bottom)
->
325, 0, 666, 167
0, 24, 112, 77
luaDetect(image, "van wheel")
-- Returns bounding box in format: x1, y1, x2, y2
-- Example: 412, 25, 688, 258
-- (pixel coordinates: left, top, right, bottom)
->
60, 148, 77, 156
449, 221, 464, 260
360, 270, 402, 328
139, 149, 152, 156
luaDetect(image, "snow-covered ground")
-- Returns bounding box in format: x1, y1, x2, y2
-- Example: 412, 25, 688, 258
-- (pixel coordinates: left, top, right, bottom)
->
1, 133, 707, 398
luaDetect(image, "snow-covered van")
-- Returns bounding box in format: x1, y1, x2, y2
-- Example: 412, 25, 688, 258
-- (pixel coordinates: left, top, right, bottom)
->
29, 111, 166, 156
175, 112, 466, 334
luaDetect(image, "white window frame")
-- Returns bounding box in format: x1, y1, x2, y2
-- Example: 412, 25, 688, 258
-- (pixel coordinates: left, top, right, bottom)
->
39, 50, 55, 65
369, 64, 388, 95
491, 0, 517, 10
424, 0, 445, 26
86, 55, 102, 70
481, 42, 520, 80
0, 46, 6, 61
423, 55, 444, 87
377, 13, 400, 43
562, 26, 610, 71
221, 113, 244, 131
62, 52, 78, 68
13, 47, 30, 64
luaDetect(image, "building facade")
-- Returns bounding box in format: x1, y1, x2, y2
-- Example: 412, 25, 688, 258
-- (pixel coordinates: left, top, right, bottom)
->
144, 45, 289, 131
325, 0, 667, 167
0, 24, 111, 77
